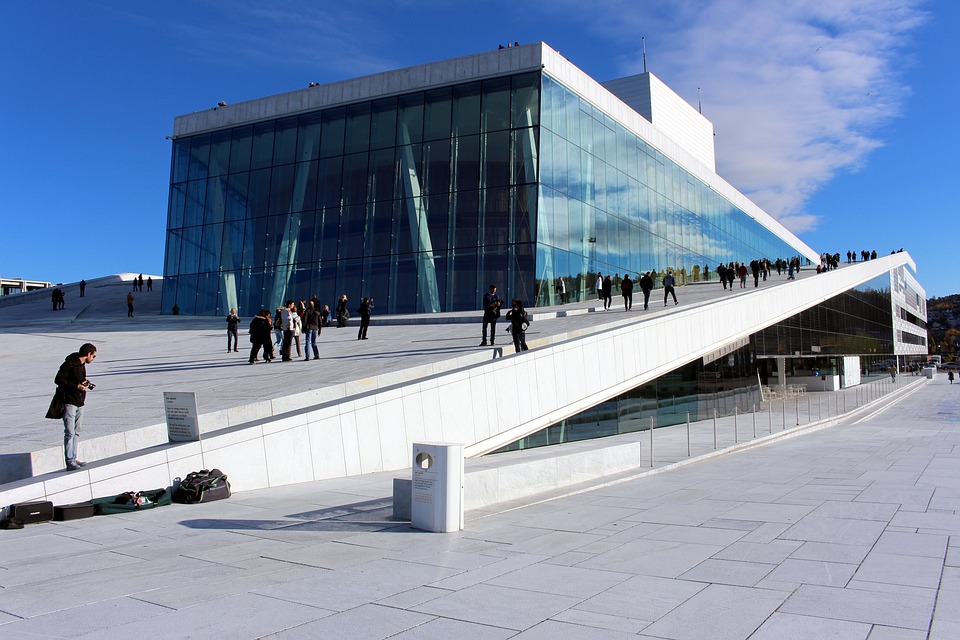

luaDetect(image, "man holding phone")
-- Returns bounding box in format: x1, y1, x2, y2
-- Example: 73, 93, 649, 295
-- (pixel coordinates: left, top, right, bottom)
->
54, 343, 98, 471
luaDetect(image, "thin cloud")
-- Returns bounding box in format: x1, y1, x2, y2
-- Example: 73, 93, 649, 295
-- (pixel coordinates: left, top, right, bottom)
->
551, 0, 928, 233
156, 1, 401, 84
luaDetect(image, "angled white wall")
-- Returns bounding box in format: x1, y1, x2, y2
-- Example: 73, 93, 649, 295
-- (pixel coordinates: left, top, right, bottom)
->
0, 254, 914, 507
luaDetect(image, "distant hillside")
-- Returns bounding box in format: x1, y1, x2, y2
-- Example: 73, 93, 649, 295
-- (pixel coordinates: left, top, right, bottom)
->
928, 294, 960, 360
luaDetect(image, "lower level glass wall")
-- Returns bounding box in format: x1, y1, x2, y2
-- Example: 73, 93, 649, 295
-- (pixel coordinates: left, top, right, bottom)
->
494, 343, 761, 453
494, 278, 900, 454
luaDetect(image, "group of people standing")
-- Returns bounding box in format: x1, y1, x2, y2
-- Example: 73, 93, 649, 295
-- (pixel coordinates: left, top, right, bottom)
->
131, 274, 153, 292
480, 284, 531, 353
594, 271, 662, 311
238, 294, 375, 364
849, 250, 879, 262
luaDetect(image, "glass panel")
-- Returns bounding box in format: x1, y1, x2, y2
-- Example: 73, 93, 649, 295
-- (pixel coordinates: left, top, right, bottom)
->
366, 199, 393, 258
370, 97, 398, 150
450, 249, 478, 310
319, 107, 345, 158
174, 274, 198, 315
317, 206, 341, 262
199, 223, 223, 273
423, 139, 451, 196
361, 255, 390, 305
334, 257, 363, 303
290, 160, 318, 213
317, 157, 342, 209
425, 192, 449, 253
452, 82, 481, 137
273, 117, 298, 165
369, 148, 396, 203
394, 197, 420, 255
481, 187, 510, 247
424, 87, 452, 141
269, 164, 295, 214
340, 204, 365, 259
452, 189, 479, 249
229, 125, 253, 174
512, 127, 538, 185
172, 140, 190, 183
178, 226, 202, 274
251, 121, 275, 170
481, 77, 511, 133
341, 152, 369, 207
164, 230, 182, 276
208, 130, 231, 177
297, 112, 323, 162
203, 176, 226, 225
187, 134, 210, 181
344, 102, 371, 154
247, 168, 271, 218
222, 217, 246, 272
397, 93, 424, 145
481, 130, 510, 189
296, 209, 317, 264
183, 180, 206, 228
454, 134, 480, 191
511, 72, 540, 128
168, 183, 186, 229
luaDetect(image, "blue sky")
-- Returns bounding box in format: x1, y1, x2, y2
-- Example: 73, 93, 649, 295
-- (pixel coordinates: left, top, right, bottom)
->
2, 0, 956, 297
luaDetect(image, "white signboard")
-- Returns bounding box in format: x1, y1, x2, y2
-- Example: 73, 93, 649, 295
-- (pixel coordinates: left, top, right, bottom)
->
164, 391, 200, 442
411, 442, 464, 533
842, 356, 861, 388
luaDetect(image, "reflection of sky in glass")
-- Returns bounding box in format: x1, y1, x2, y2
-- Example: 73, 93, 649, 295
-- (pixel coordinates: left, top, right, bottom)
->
537, 73, 805, 297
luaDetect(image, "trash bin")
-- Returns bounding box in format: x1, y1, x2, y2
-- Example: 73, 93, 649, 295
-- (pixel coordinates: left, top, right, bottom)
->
923, 367, 936, 380
411, 442, 463, 533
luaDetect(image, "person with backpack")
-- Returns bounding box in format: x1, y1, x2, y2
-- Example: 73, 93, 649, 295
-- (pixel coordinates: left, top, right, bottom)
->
505, 299, 531, 353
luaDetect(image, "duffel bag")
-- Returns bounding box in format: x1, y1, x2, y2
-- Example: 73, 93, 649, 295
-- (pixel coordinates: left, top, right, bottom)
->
92, 488, 172, 515
172, 469, 231, 504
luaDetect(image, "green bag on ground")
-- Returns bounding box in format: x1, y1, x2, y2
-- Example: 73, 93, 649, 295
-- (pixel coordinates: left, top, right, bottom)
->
92, 488, 172, 515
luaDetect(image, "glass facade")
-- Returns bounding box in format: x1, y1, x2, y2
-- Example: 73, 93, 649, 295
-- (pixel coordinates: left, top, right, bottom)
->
753, 274, 894, 359
535, 74, 803, 306
500, 275, 900, 453
496, 342, 762, 453
163, 70, 809, 316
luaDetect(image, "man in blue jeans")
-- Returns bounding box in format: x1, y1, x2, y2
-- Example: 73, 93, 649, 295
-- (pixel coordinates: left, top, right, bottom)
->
55, 343, 98, 471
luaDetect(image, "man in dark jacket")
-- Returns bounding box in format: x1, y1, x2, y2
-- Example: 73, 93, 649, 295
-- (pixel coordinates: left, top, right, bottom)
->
621, 274, 633, 311
480, 285, 502, 346
639, 272, 654, 310
55, 343, 97, 470
249, 310, 274, 364
357, 297, 374, 340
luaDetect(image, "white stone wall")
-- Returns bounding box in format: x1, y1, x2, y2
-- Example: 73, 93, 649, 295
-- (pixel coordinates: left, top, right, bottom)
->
0, 254, 915, 506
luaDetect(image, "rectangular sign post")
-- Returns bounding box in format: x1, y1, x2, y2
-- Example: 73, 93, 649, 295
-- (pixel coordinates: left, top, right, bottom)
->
164, 391, 201, 442
411, 442, 463, 533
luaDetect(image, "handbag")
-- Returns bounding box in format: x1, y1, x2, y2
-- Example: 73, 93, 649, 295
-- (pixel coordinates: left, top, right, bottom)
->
172, 469, 232, 504
45, 390, 64, 420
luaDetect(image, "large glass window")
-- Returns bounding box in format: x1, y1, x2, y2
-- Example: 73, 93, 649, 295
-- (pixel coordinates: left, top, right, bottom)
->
164, 67, 806, 318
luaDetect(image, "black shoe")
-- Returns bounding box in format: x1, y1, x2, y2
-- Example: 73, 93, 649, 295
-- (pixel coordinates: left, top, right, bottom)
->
304, 358, 311, 361
479, 341, 487, 346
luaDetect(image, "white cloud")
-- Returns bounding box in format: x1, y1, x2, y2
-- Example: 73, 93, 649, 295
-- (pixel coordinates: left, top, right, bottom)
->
552, 0, 927, 233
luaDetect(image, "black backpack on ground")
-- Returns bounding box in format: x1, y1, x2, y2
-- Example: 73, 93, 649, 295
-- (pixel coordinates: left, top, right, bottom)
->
172, 469, 231, 504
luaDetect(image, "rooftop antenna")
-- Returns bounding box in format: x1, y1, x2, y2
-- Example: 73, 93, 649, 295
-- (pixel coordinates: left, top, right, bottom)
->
698, 87, 702, 114
642, 37, 647, 73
